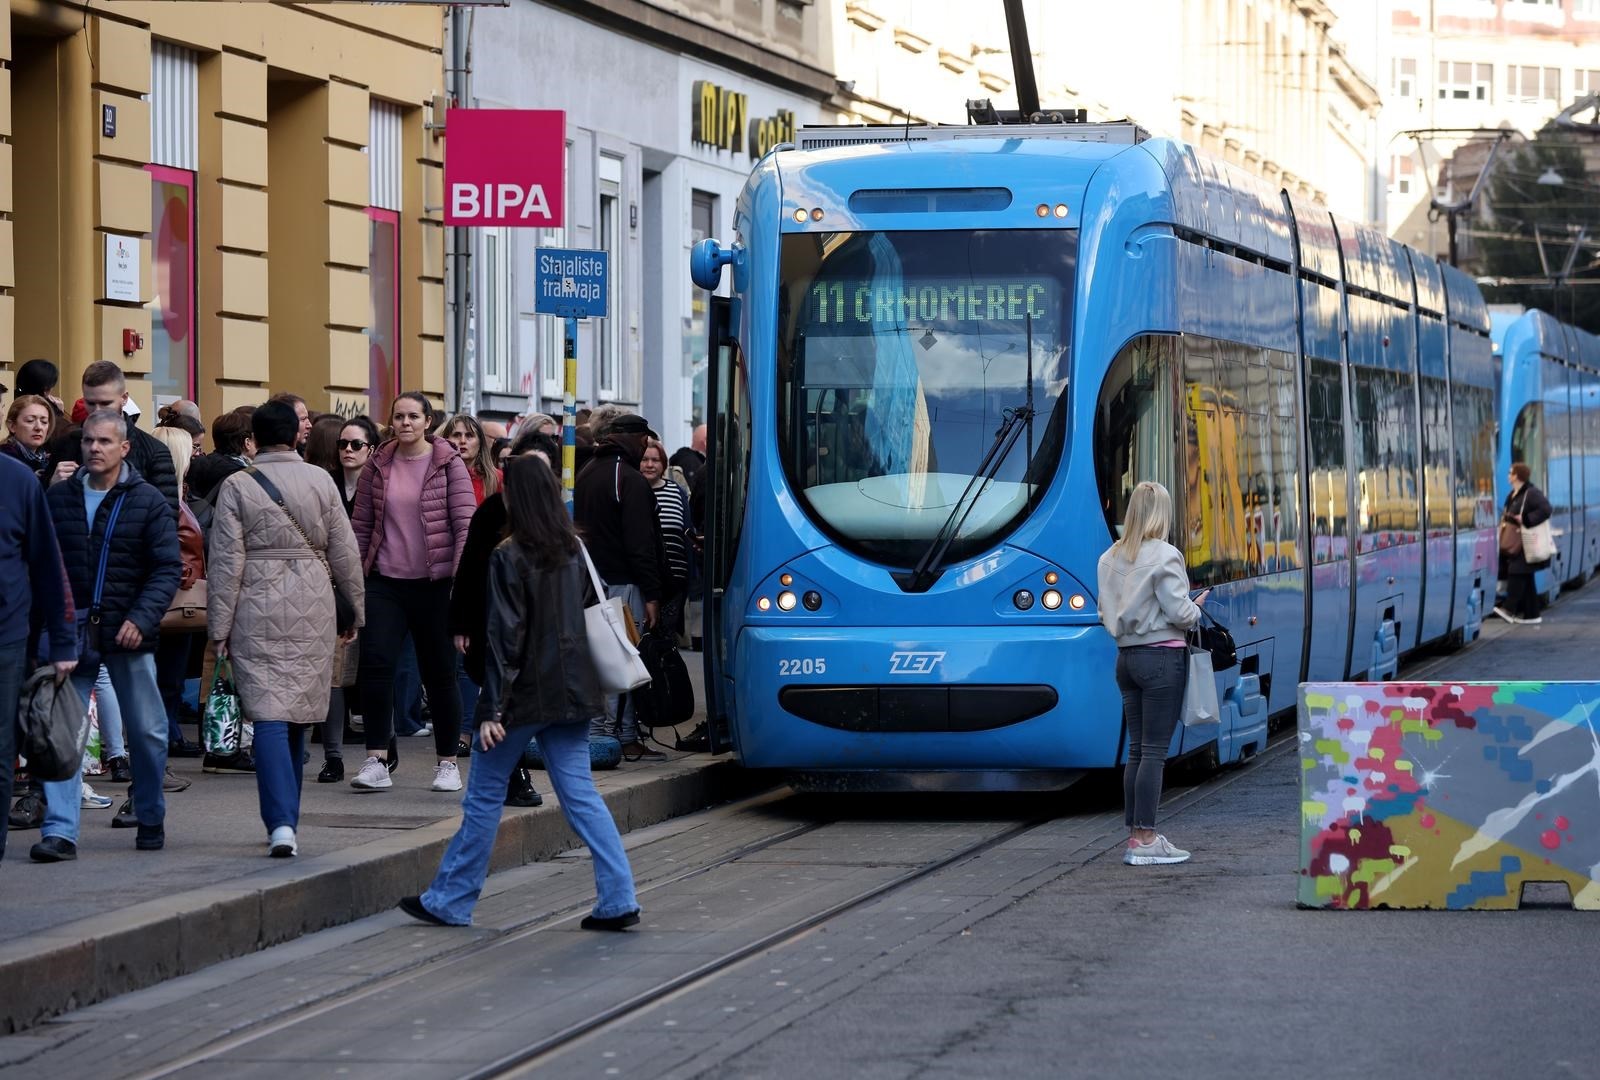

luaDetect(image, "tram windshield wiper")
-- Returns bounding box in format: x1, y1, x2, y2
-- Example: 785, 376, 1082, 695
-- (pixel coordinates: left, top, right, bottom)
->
894, 403, 1035, 594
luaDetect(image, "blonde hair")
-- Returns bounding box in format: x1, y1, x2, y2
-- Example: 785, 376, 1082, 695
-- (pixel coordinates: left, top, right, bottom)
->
152, 425, 194, 491
1112, 481, 1173, 562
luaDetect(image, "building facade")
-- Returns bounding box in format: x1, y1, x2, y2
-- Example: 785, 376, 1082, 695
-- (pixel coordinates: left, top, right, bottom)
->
0, 1, 444, 424
826, 0, 1384, 223
1376, 0, 1600, 260
463, 0, 836, 448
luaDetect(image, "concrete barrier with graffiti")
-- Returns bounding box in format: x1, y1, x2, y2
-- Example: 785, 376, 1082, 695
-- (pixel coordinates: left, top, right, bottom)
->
1299, 682, 1600, 910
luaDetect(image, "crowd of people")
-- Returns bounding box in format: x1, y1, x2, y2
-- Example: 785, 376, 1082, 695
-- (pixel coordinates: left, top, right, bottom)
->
2, 358, 707, 929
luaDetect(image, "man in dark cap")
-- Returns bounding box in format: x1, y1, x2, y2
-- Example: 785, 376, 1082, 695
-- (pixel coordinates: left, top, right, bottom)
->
574, 412, 666, 762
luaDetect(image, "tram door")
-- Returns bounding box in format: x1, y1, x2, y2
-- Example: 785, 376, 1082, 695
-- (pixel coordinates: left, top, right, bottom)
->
702, 295, 747, 753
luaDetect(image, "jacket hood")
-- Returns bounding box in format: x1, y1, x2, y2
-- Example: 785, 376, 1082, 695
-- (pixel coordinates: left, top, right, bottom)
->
371, 434, 459, 470
592, 436, 642, 468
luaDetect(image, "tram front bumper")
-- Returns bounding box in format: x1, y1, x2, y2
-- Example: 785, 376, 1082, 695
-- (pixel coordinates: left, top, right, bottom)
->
731, 624, 1123, 771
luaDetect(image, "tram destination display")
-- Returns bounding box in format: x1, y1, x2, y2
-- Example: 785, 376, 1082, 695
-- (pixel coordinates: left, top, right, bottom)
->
801, 275, 1059, 331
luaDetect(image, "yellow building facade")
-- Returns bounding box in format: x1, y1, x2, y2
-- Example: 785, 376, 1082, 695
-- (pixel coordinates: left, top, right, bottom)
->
0, 1, 445, 423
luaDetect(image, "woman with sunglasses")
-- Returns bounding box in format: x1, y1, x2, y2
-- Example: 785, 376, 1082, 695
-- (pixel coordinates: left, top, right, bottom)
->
313, 415, 381, 782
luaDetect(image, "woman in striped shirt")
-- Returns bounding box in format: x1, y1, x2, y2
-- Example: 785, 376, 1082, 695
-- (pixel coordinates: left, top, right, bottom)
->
638, 440, 691, 635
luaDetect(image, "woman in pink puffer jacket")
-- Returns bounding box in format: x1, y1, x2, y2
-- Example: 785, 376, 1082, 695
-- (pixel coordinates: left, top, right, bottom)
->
350, 391, 475, 794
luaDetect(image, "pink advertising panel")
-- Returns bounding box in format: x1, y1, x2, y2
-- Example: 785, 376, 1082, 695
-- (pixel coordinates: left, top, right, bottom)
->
444, 109, 565, 228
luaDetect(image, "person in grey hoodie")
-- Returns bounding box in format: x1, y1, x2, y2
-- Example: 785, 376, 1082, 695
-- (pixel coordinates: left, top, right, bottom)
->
1096, 481, 1208, 866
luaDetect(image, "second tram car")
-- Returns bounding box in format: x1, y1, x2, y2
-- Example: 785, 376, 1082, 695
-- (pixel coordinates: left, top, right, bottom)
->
690, 122, 1517, 789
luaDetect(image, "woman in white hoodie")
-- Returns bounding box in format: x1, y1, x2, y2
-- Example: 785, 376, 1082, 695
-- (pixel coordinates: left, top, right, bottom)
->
1096, 481, 1207, 866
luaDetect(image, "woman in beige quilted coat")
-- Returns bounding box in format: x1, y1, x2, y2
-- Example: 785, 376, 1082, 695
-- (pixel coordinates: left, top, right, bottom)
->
208, 401, 365, 857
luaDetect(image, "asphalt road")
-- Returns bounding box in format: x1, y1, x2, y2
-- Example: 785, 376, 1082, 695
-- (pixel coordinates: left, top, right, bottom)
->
2, 584, 1595, 1080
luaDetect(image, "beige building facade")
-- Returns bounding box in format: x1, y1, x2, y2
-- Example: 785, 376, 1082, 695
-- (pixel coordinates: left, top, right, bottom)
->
0, 1, 445, 425
828, 0, 1383, 223
1377, 0, 1600, 260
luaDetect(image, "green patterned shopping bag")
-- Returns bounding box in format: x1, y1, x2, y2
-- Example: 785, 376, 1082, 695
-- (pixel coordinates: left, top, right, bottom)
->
202, 657, 245, 755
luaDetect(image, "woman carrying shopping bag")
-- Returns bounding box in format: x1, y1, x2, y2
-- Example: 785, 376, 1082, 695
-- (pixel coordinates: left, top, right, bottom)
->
400, 454, 639, 929
1495, 461, 1553, 626
207, 402, 365, 857
1096, 481, 1208, 866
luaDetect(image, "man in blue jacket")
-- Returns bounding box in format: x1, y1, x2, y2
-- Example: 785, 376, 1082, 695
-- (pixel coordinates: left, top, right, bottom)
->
33, 410, 180, 862
0, 454, 76, 863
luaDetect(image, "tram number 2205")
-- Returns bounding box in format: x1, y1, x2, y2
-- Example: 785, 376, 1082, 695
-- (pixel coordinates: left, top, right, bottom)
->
777, 658, 827, 676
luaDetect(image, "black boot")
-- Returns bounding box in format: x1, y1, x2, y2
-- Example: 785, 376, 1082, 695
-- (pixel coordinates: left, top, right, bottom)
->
505, 767, 543, 807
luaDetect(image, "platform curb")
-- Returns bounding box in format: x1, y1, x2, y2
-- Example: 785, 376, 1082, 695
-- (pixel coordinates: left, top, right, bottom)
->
0, 758, 765, 1034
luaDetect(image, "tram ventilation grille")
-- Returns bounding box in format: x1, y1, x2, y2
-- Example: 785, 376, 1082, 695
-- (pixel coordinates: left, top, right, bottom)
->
795, 122, 1147, 151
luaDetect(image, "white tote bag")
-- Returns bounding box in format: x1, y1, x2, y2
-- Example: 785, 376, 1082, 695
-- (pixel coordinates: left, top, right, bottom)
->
1520, 520, 1556, 564
579, 543, 653, 695
1182, 647, 1220, 728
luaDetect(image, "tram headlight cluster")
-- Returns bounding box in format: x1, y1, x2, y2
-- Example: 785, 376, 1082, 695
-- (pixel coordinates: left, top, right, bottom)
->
757, 572, 825, 615
1035, 202, 1069, 219
1010, 570, 1089, 615
793, 208, 825, 223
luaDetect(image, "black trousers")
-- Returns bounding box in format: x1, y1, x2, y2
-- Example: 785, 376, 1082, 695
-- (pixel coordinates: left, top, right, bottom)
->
1505, 571, 1542, 620
359, 574, 461, 760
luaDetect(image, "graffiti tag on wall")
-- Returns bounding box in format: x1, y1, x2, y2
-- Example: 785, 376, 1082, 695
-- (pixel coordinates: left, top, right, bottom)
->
1299, 682, 1600, 910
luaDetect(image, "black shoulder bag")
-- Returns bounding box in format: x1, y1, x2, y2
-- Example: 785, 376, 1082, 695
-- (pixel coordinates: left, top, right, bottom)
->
1191, 608, 1238, 671
247, 468, 357, 635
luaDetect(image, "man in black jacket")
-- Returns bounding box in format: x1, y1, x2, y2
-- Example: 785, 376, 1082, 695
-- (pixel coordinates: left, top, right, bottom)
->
32, 411, 181, 862
574, 413, 665, 761
47, 361, 180, 517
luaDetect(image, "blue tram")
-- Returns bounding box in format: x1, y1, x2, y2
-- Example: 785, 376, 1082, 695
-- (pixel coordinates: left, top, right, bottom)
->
1493, 311, 1600, 600
690, 122, 1505, 789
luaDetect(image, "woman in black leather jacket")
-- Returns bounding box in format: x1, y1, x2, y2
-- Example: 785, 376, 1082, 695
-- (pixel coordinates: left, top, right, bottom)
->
1497, 462, 1553, 625
401, 455, 640, 930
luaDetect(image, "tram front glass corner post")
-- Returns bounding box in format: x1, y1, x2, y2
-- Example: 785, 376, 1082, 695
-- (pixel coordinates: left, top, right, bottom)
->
563, 314, 578, 511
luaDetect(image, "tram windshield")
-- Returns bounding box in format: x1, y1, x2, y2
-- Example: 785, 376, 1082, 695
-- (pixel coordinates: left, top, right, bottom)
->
777, 229, 1076, 568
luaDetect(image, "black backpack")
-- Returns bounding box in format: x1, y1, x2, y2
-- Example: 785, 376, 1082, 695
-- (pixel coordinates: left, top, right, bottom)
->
634, 627, 695, 730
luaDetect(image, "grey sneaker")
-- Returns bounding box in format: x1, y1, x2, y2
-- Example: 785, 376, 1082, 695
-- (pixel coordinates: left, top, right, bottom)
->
1124, 835, 1191, 865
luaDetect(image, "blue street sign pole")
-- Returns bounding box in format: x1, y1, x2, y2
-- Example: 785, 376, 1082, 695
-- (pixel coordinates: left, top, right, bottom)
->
534, 247, 608, 512
563, 315, 577, 512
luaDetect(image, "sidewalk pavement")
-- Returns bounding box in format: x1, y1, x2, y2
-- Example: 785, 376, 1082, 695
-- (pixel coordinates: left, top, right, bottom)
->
0, 657, 762, 1033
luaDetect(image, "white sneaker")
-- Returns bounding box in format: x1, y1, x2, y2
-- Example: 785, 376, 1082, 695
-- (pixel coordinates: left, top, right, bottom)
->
81, 783, 114, 810
431, 761, 462, 792
1124, 835, 1191, 865
1522, 616, 1542, 625
350, 756, 393, 791
1492, 605, 1516, 623
268, 825, 297, 858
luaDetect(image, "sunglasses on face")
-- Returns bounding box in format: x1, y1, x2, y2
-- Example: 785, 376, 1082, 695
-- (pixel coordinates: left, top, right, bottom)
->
337, 439, 370, 452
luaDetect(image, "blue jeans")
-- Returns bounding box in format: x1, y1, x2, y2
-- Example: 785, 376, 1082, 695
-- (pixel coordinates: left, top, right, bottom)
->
43, 651, 168, 842
422, 721, 637, 925
0, 641, 27, 862
155, 632, 195, 745
252, 721, 307, 834
95, 664, 126, 760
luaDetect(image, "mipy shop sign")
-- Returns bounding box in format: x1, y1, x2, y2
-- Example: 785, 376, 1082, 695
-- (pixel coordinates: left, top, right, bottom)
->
444, 109, 564, 227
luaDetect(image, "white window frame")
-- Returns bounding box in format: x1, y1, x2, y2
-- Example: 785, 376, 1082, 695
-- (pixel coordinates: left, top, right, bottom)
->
1437, 61, 1493, 102
1389, 154, 1416, 196
539, 142, 571, 403
1576, 68, 1600, 96
1576, 0, 1600, 20
1392, 57, 1416, 99
596, 153, 625, 402
368, 100, 403, 212
1505, 64, 1562, 105
481, 227, 513, 394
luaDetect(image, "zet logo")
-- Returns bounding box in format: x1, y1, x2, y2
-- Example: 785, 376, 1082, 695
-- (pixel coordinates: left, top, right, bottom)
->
888, 651, 946, 675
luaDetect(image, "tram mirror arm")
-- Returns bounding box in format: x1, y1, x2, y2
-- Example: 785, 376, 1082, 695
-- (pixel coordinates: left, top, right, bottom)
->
897, 404, 1034, 594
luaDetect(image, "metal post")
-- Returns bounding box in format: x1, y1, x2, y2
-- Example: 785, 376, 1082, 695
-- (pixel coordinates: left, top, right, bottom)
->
563, 315, 578, 511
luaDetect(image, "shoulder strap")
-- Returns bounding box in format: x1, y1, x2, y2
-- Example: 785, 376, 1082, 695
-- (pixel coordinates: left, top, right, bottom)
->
578, 541, 607, 600
91, 493, 129, 608
246, 467, 335, 586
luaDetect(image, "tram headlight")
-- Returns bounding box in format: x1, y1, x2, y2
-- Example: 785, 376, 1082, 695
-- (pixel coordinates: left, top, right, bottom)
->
802, 590, 822, 611
1035, 203, 1050, 218
810, 208, 825, 221
780, 573, 794, 586
1042, 590, 1063, 610
758, 596, 772, 611
1054, 203, 1069, 218
1013, 589, 1035, 611
1068, 593, 1087, 610
1044, 571, 1059, 585
777, 591, 798, 611
793, 208, 807, 223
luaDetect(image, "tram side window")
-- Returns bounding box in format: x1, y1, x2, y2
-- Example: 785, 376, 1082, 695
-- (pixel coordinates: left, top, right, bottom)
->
1266, 353, 1302, 571
1510, 400, 1544, 493
1351, 365, 1420, 551
1094, 335, 1180, 542
1543, 362, 1570, 514
1451, 382, 1496, 530
1420, 375, 1453, 537
1306, 358, 1348, 565
712, 337, 753, 589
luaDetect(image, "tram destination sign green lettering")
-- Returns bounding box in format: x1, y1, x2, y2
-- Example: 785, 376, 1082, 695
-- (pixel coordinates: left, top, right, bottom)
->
804, 276, 1057, 329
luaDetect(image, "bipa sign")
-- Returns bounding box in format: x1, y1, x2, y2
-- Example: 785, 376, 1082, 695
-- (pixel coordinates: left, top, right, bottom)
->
444, 109, 565, 228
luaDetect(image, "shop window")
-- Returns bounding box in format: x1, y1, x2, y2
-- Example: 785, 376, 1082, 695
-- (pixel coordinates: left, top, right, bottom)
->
367, 208, 400, 419
145, 166, 196, 403
688, 191, 718, 428
482, 228, 513, 394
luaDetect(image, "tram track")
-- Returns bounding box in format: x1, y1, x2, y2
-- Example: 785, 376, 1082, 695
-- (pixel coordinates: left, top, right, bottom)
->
107, 730, 1297, 1080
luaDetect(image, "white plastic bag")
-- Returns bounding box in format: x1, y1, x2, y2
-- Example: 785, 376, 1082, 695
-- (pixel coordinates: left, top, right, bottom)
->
1183, 648, 1219, 728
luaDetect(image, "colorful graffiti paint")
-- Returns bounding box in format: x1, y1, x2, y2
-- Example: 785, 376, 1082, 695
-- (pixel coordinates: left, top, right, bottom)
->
1299, 682, 1600, 910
